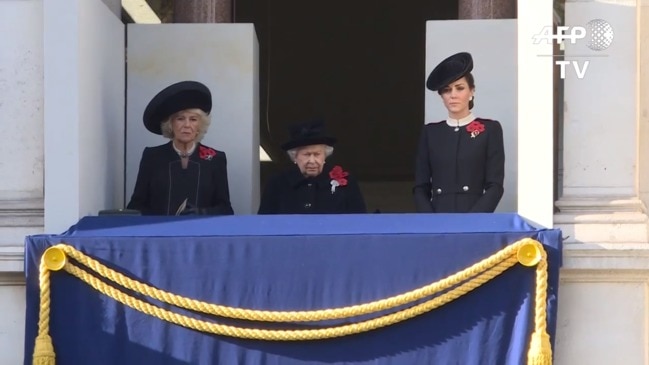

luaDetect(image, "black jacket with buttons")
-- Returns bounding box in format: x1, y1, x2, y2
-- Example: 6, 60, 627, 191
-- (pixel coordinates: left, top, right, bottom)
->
258, 163, 367, 214
413, 118, 505, 213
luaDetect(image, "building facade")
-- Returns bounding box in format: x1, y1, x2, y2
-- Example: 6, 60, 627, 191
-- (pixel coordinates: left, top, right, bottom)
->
1, 0, 648, 363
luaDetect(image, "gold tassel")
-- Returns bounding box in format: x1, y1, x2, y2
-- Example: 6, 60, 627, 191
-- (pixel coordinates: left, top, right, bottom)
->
525, 242, 552, 365
33, 246, 66, 365
527, 331, 552, 365
32, 334, 55, 365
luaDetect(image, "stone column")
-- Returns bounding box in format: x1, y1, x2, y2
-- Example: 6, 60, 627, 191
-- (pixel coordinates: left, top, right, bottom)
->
43, 0, 125, 233
0, 0, 44, 251
0, 1, 43, 362
517, 0, 555, 227
553, 4, 649, 365
459, 0, 516, 19
174, 0, 232, 23
639, 0, 649, 217
555, 0, 647, 243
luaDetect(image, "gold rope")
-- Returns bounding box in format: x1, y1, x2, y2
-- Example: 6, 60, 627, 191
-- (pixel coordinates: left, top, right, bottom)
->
34, 238, 551, 364
53, 239, 532, 322
62, 256, 516, 340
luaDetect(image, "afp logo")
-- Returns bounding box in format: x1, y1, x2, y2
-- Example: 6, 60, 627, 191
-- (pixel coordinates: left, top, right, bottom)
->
533, 19, 614, 79
532, 19, 614, 51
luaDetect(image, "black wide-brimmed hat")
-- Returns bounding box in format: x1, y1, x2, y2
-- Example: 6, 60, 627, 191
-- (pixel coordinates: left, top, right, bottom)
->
426, 52, 473, 91
281, 119, 337, 151
143, 81, 212, 135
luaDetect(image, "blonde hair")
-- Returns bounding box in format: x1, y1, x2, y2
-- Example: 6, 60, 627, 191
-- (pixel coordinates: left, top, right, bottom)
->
287, 145, 334, 162
160, 108, 211, 142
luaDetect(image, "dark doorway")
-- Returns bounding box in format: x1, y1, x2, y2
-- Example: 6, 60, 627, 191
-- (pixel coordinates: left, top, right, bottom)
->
235, 0, 458, 212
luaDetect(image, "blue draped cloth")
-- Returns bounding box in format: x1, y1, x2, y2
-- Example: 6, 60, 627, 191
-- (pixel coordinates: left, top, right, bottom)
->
24, 213, 562, 365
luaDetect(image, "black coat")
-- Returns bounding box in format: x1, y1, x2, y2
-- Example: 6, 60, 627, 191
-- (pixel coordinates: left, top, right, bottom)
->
413, 118, 505, 213
127, 141, 234, 215
258, 163, 367, 214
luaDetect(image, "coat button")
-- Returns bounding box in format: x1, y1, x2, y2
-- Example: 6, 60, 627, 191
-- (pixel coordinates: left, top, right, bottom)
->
304, 203, 312, 208
463, 186, 469, 191
436, 188, 442, 194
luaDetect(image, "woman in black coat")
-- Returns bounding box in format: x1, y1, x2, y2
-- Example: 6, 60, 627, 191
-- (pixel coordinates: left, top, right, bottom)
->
413, 52, 505, 213
127, 81, 234, 216
258, 120, 366, 214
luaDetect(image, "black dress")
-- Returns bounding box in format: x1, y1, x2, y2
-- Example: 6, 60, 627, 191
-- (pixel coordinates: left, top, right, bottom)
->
258, 163, 367, 214
413, 117, 505, 213
127, 141, 234, 215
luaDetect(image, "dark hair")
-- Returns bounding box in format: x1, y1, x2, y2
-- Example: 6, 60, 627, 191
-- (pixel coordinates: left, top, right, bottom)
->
437, 72, 476, 109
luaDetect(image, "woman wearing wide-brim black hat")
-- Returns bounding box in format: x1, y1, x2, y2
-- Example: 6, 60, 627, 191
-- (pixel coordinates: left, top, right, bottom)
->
258, 119, 366, 214
127, 81, 234, 216
413, 52, 505, 213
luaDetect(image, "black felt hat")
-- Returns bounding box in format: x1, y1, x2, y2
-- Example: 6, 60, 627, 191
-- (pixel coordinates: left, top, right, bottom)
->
143, 81, 212, 135
426, 52, 473, 91
281, 119, 337, 151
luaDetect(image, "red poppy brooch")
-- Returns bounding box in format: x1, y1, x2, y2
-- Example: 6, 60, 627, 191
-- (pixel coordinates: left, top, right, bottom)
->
199, 146, 217, 161
329, 165, 349, 194
466, 120, 485, 138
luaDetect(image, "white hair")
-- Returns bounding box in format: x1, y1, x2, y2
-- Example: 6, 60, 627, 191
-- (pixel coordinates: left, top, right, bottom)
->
160, 108, 211, 142
287, 145, 334, 162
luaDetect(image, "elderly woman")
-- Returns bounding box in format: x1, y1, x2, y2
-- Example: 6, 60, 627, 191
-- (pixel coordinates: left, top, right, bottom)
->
258, 119, 366, 214
414, 52, 505, 213
127, 81, 234, 215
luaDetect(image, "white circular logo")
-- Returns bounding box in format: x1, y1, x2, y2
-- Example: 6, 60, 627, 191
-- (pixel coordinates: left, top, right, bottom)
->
585, 19, 614, 51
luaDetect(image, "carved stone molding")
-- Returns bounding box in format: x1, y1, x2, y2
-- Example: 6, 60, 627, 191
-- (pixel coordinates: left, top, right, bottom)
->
562, 243, 649, 271
0, 272, 24, 286
0, 198, 44, 228
555, 196, 647, 214
0, 198, 43, 273
555, 197, 649, 243
0, 246, 25, 273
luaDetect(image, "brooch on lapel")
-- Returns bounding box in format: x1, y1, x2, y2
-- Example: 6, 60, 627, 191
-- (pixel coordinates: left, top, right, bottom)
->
329, 165, 349, 194
198, 146, 217, 160
466, 120, 485, 138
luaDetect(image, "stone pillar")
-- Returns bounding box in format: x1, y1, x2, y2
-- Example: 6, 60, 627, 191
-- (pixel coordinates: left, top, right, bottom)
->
459, 0, 516, 19
554, 0, 647, 243
43, 0, 125, 233
0, 1, 43, 363
0, 0, 44, 250
517, 0, 555, 227
639, 0, 649, 215
174, 0, 232, 23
